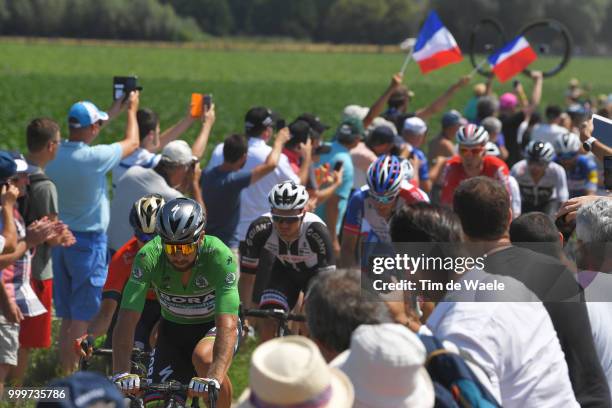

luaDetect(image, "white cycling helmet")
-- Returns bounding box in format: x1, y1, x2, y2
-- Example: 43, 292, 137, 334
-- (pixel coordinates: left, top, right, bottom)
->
456, 124, 489, 146
554, 132, 581, 156
268, 181, 309, 210
484, 141, 501, 157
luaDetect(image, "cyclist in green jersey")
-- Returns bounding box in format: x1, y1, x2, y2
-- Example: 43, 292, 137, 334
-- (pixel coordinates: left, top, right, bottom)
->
112, 197, 240, 408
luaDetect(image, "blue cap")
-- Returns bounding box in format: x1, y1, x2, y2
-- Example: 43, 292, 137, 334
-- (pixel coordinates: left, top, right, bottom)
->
0, 151, 17, 181
68, 101, 109, 128
38, 371, 124, 408
441, 110, 463, 128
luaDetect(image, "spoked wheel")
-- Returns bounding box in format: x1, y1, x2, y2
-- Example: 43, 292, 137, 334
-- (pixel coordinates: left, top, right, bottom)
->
469, 18, 507, 78
519, 19, 572, 78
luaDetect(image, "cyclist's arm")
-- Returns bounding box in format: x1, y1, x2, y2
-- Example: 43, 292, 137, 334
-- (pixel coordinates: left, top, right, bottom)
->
208, 245, 240, 381
307, 221, 336, 273
87, 298, 118, 338
112, 309, 141, 375
112, 246, 154, 374
439, 163, 456, 207
239, 217, 272, 308
208, 313, 238, 382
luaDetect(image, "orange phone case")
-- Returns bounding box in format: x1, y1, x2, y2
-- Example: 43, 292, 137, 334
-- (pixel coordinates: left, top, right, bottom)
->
190, 93, 204, 118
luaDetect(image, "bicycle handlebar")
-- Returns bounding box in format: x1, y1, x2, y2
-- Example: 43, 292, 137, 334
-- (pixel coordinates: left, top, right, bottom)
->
242, 307, 306, 322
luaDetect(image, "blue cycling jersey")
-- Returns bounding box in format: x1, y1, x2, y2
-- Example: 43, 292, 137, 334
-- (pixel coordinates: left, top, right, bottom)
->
557, 155, 598, 198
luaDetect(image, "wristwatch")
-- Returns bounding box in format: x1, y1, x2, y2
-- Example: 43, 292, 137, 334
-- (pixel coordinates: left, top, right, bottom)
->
583, 136, 596, 152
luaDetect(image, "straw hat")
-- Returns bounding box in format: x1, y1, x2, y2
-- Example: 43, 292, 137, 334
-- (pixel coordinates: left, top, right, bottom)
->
236, 336, 354, 408
331, 323, 434, 408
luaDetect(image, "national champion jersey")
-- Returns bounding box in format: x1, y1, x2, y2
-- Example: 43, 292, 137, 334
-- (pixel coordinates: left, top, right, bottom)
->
556, 155, 598, 198
120, 235, 239, 324
344, 180, 430, 243
440, 155, 511, 206
511, 160, 569, 215
240, 212, 335, 275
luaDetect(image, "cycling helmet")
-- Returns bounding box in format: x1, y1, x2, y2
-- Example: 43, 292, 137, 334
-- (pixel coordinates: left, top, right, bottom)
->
367, 155, 405, 198
525, 140, 555, 163
455, 124, 489, 146
268, 181, 309, 210
156, 197, 206, 243
484, 141, 501, 157
554, 132, 581, 156
129, 194, 165, 234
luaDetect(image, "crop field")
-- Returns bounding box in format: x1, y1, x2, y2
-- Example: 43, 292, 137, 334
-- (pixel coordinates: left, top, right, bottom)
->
1, 38, 612, 401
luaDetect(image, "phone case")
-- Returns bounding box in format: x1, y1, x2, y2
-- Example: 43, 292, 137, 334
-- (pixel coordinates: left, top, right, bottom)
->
191, 93, 204, 118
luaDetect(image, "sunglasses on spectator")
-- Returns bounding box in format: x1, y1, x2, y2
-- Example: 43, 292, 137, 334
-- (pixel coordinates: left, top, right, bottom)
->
459, 146, 484, 156
135, 230, 156, 243
369, 193, 396, 205
163, 241, 198, 256
271, 214, 304, 224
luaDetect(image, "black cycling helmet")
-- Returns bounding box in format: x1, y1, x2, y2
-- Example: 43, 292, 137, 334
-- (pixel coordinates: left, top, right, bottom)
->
156, 197, 206, 243
525, 140, 555, 163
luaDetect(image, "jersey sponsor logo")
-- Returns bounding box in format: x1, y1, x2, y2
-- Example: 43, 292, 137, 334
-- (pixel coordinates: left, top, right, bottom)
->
225, 272, 236, 286
306, 228, 327, 257
132, 267, 143, 280
246, 220, 270, 246
195, 275, 209, 288
159, 365, 173, 383
157, 291, 216, 317
226, 256, 233, 266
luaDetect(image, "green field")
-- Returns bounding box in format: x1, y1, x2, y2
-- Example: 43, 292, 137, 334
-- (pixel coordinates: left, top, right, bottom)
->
2, 40, 612, 156
2, 39, 612, 402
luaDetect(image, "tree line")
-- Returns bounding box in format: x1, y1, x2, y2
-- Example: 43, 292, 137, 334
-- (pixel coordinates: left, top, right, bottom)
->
0, 0, 611, 53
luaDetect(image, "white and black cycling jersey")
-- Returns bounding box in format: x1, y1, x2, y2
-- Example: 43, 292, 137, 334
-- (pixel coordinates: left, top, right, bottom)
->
511, 160, 569, 215
240, 212, 336, 275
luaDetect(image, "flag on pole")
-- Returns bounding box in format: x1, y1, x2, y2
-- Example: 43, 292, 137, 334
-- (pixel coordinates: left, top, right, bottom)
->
412, 11, 463, 74
488, 36, 538, 82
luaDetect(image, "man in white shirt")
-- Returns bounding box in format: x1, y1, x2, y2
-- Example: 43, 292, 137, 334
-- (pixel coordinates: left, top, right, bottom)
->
429, 177, 580, 407
111, 103, 215, 188
530, 105, 567, 146
207, 106, 300, 243
575, 198, 612, 400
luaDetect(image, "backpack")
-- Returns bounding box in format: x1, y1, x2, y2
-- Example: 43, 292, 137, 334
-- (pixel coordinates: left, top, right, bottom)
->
419, 334, 501, 408
18, 172, 51, 225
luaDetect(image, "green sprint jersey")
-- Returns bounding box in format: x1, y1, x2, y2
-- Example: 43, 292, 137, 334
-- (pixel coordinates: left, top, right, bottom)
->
121, 235, 240, 324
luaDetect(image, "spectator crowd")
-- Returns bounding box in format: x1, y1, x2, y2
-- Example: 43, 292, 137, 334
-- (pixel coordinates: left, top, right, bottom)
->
1, 70, 612, 408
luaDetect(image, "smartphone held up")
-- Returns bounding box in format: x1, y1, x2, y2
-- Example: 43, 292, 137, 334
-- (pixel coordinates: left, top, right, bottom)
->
113, 76, 142, 101
190, 93, 213, 118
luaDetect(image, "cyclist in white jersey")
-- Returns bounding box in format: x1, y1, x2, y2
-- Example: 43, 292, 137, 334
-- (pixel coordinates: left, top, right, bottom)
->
511, 141, 568, 216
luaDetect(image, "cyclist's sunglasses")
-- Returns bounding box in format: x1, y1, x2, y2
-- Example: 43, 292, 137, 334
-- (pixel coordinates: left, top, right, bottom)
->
459, 146, 484, 156
271, 214, 304, 224
369, 193, 396, 204
163, 242, 198, 256
134, 230, 156, 243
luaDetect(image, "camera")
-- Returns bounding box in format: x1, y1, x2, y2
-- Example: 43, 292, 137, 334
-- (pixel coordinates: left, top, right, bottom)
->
113, 76, 142, 101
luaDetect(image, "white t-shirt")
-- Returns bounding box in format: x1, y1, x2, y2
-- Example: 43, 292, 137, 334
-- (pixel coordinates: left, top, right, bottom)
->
207, 137, 300, 241
0, 234, 4, 254
530, 123, 567, 146
427, 271, 579, 408
108, 166, 181, 251
111, 147, 161, 189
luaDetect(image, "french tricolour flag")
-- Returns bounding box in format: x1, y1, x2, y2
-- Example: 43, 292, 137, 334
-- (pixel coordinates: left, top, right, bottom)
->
413, 11, 463, 74
488, 36, 538, 82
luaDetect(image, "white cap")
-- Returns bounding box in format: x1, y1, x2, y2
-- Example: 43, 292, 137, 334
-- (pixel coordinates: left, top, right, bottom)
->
403, 116, 427, 135
331, 323, 434, 408
343, 105, 369, 121
160, 140, 196, 165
